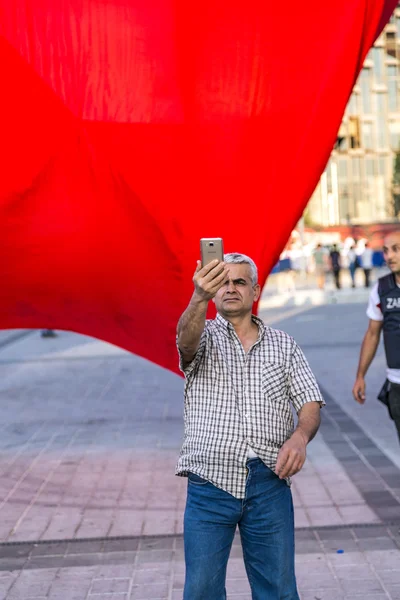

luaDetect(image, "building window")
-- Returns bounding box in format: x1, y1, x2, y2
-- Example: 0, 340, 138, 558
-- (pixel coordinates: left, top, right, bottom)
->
337, 158, 348, 179
387, 64, 398, 112
352, 156, 362, 179
365, 157, 376, 176
385, 31, 397, 58
376, 93, 386, 113
347, 93, 359, 115
337, 158, 349, 223
376, 94, 388, 148
365, 158, 376, 211
361, 121, 374, 150
372, 47, 384, 83
336, 122, 348, 151
348, 116, 361, 148
360, 69, 371, 113
378, 156, 387, 177
388, 80, 398, 111
351, 157, 363, 216
389, 121, 400, 150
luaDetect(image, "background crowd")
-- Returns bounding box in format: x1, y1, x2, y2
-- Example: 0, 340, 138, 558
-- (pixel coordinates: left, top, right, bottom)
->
276, 235, 386, 292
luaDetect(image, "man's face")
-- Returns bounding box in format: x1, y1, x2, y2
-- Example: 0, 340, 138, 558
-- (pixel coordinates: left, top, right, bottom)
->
383, 232, 400, 275
214, 263, 260, 318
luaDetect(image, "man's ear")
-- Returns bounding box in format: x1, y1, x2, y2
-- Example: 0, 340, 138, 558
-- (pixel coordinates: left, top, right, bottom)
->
253, 283, 261, 302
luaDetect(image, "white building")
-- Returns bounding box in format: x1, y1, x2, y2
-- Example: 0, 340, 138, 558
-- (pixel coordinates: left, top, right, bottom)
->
308, 6, 400, 225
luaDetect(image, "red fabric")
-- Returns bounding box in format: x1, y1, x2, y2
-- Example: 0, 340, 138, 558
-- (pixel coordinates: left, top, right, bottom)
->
0, 1, 396, 373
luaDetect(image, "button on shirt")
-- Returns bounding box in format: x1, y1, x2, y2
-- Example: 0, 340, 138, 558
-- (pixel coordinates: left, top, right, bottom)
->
176, 313, 325, 499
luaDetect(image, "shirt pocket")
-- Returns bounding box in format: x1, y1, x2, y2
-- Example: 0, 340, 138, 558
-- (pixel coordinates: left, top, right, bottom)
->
261, 361, 288, 405
252, 362, 291, 447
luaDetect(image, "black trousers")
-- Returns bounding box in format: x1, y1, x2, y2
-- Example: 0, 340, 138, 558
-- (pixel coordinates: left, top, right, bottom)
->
332, 268, 341, 289
363, 268, 372, 288
389, 383, 400, 442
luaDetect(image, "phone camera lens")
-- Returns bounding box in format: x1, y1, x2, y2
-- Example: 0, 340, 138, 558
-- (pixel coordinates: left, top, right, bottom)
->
209, 242, 214, 247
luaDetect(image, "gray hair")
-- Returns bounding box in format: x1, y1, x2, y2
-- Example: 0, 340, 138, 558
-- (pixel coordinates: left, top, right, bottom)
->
224, 253, 258, 285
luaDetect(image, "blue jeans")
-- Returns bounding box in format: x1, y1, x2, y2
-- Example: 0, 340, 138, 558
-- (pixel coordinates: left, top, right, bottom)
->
349, 263, 356, 285
183, 458, 299, 600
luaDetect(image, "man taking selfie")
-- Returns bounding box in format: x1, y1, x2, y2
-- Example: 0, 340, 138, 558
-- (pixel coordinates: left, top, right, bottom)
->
176, 252, 324, 600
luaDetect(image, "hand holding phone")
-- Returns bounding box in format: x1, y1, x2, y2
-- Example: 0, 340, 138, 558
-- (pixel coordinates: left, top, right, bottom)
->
193, 238, 227, 301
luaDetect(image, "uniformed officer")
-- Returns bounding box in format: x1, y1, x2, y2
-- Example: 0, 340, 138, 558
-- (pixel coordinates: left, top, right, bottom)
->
353, 231, 400, 441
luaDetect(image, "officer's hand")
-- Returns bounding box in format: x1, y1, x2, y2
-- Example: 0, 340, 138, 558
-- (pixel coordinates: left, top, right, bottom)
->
275, 430, 307, 479
193, 260, 229, 301
352, 376, 366, 404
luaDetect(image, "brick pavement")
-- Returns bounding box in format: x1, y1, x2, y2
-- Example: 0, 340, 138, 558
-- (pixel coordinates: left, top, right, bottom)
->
0, 298, 399, 598
0, 526, 399, 599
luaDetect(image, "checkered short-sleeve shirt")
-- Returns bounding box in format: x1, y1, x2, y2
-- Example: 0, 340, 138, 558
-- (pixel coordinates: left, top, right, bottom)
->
175, 313, 324, 499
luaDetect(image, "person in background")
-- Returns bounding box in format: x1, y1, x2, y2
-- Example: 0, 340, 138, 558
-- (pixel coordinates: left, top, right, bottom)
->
347, 245, 358, 288
41, 329, 57, 338
329, 244, 341, 289
313, 244, 326, 290
352, 231, 400, 442
361, 241, 373, 288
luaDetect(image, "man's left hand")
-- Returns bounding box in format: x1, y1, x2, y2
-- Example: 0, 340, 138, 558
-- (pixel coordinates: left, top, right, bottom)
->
275, 430, 307, 479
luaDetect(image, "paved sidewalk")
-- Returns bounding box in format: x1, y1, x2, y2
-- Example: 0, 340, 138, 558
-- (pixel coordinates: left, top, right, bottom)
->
0, 296, 398, 598
0, 525, 399, 600
0, 331, 32, 350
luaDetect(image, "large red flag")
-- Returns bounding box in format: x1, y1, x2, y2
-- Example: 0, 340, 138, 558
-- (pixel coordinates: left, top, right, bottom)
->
0, 1, 396, 372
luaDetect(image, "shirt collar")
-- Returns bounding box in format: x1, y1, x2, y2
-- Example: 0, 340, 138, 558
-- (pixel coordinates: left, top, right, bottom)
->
215, 312, 266, 340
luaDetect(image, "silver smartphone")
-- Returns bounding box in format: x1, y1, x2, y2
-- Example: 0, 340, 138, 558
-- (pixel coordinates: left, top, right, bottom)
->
200, 238, 224, 267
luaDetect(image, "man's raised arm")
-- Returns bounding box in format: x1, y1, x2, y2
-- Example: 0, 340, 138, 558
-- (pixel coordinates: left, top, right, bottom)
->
177, 259, 228, 364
